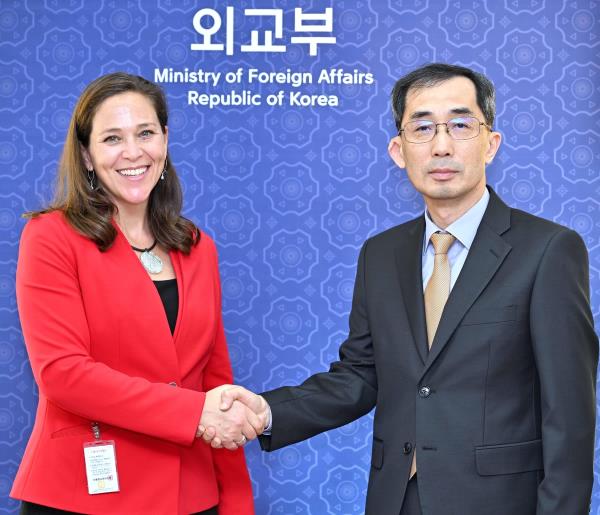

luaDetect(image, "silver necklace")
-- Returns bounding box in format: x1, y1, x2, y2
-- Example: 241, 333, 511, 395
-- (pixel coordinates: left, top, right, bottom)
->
131, 239, 163, 274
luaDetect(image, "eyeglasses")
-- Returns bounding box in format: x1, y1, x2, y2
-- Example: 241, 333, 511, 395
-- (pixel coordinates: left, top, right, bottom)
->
399, 116, 492, 144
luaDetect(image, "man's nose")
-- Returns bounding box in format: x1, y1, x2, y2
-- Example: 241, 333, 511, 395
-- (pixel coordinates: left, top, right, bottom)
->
430, 125, 453, 157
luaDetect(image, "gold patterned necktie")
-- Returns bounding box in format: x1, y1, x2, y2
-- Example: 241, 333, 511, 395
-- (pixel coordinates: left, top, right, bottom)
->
410, 231, 456, 479
424, 232, 456, 348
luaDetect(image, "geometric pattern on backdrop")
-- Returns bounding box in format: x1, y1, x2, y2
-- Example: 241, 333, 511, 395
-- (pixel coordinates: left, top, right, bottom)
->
0, 1, 599, 513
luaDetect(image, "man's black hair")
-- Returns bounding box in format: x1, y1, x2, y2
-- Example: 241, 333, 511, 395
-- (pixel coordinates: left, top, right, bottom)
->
391, 63, 496, 131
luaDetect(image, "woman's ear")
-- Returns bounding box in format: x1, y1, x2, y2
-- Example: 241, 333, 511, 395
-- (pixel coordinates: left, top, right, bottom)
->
163, 126, 169, 163
80, 144, 93, 171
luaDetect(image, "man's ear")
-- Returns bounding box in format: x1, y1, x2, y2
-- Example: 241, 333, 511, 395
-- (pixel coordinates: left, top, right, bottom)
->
80, 144, 93, 171
388, 135, 406, 168
485, 130, 502, 165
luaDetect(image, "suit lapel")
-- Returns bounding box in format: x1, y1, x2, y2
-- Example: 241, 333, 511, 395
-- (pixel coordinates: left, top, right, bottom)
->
394, 217, 428, 365
420, 189, 513, 378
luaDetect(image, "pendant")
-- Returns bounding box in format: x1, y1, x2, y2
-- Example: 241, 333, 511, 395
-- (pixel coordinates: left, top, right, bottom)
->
140, 250, 163, 274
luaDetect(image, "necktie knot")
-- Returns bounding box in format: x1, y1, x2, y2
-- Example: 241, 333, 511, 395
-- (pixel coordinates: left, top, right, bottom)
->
430, 232, 455, 255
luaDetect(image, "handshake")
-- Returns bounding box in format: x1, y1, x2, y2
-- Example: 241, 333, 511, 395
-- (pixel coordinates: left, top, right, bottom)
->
197, 385, 271, 450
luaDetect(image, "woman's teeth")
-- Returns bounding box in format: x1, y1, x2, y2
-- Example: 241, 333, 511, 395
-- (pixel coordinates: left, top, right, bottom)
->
118, 167, 147, 176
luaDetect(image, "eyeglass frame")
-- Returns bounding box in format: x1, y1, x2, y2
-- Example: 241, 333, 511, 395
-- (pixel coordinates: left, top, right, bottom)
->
398, 116, 493, 144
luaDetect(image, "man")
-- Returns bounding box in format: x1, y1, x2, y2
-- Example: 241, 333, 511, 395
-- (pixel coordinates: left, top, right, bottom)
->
205, 63, 598, 514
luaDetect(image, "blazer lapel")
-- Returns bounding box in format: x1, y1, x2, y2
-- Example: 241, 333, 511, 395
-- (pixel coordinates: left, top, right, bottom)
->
112, 223, 178, 347
420, 189, 512, 378
169, 250, 184, 345
394, 217, 428, 365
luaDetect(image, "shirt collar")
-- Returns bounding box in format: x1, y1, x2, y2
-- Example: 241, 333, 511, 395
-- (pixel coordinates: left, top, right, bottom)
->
423, 187, 490, 255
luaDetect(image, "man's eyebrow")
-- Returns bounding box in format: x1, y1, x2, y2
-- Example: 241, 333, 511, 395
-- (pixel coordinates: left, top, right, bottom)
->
449, 107, 475, 116
408, 107, 475, 121
409, 110, 433, 120
408, 107, 475, 120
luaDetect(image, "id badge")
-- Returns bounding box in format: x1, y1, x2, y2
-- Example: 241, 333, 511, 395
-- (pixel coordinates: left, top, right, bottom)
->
83, 424, 120, 495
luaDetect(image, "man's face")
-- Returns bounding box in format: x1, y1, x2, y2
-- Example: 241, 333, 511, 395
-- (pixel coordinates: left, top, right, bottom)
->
388, 76, 501, 213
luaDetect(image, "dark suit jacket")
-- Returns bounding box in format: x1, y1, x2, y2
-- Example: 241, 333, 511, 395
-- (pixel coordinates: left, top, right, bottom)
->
260, 188, 598, 515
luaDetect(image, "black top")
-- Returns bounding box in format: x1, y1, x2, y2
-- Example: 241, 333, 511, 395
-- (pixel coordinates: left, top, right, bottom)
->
153, 278, 179, 335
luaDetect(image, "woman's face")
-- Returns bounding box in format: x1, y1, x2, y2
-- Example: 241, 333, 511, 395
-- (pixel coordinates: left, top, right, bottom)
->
82, 91, 168, 213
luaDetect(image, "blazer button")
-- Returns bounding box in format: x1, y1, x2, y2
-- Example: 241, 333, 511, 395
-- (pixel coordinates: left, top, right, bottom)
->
419, 386, 431, 398
403, 442, 413, 455
168, 381, 177, 387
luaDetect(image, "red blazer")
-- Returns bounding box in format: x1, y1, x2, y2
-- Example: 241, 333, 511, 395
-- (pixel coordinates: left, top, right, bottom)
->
11, 211, 254, 515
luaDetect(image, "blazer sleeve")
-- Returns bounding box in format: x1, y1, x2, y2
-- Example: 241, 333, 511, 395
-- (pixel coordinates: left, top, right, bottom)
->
530, 228, 598, 515
16, 215, 204, 446
201, 239, 254, 515
260, 240, 378, 451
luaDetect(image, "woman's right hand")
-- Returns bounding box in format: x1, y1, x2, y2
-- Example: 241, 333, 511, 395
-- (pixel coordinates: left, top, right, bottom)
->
198, 385, 264, 450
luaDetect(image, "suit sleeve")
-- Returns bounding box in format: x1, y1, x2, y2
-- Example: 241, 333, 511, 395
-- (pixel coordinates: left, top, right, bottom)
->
16, 216, 204, 446
530, 228, 598, 515
260, 240, 378, 451
201, 240, 254, 515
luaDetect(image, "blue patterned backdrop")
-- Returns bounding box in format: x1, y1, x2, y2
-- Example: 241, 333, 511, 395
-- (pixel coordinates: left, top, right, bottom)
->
1, 1, 599, 513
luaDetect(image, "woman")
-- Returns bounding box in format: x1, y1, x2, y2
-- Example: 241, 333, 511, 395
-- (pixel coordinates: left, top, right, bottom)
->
11, 73, 257, 514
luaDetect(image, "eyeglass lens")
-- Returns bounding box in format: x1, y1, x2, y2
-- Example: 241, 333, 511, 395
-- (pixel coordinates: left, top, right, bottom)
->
403, 117, 482, 143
